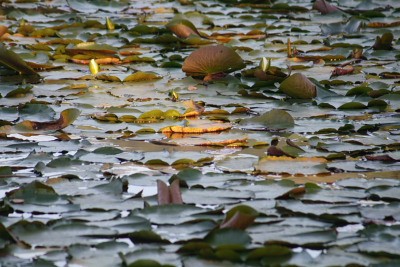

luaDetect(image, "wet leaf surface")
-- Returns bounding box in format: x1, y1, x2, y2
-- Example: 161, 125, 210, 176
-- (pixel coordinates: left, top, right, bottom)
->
0, 0, 400, 266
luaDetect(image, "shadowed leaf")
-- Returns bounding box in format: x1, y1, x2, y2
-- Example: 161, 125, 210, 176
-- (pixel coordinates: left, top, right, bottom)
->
220, 205, 258, 230
313, 0, 340, 14
0, 108, 81, 133
0, 44, 39, 75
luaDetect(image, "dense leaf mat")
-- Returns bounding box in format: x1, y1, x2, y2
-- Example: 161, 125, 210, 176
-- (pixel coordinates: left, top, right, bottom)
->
0, 0, 400, 266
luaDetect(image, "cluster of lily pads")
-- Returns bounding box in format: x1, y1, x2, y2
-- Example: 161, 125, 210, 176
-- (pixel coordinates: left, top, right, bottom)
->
0, 0, 400, 266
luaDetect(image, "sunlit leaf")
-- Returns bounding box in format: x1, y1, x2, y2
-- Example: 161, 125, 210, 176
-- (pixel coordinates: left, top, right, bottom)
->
182, 45, 245, 78
89, 59, 99, 75
123, 71, 162, 82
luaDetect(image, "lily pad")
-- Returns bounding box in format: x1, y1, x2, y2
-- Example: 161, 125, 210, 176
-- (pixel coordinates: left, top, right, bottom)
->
279, 73, 316, 99
182, 45, 245, 78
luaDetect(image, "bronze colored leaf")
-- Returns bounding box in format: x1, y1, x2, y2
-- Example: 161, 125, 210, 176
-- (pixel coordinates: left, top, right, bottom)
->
279, 73, 316, 99
123, 71, 162, 82
182, 45, 245, 77
157, 179, 183, 205
313, 0, 340, 14
220, 205, 258, 230
166, 18, 201, 39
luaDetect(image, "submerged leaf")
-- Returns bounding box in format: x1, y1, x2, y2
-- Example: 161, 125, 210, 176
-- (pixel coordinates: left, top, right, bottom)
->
182, 45, 245, 77
279, 73, 316, 99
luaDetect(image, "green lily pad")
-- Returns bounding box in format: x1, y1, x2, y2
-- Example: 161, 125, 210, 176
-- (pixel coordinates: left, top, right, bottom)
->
239, 109, 294, 130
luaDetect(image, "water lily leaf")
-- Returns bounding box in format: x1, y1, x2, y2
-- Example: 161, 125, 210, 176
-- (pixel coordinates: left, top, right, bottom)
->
279, 73, 316, 99
338, 102, 367, 110
373, 32, 394, 50
11, 108, 80, 133
162, 119, 232, 134
0, 222, 18, 249
0, 44, 39, 75
239, 109, 294, 130
5, 85, 33, 98
256, 156, 329, 175
220, 205, 259, 230
157, 179, 183, 205
182, 45, 245, 77
66, 42, 117, 56
320, 18, 361, 35
123, 71, 162, 82
205, 228, 251, 249
166, 18, 201, 39
6, 181, 59, 204
313, 0, 340, 14
247, 245, 292, 260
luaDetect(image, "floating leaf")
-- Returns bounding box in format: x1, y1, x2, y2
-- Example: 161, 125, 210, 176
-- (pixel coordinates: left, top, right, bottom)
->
220, 205, 258, 230
239, 109, 294, 130
166, 18, 202, 39
321, 18, 361, 35
256, 156, 329, 175
161, 120, 232, 134
279, 73, 316, 99
0, 108, 81, 134
0, 43, 39, 75
123, 71, 162, 82
182, 45, 245, 78
373, 32, 394, 50
313, 0, 340, 14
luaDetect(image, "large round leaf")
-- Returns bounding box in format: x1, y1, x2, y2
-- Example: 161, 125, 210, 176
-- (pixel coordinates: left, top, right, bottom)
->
279, 73, 316, 99
182, 45, 245, 77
